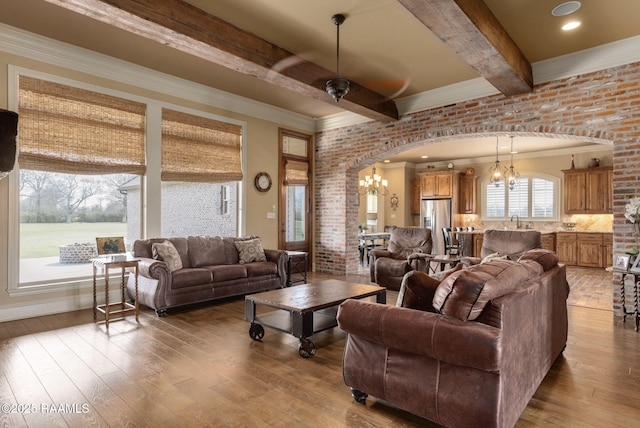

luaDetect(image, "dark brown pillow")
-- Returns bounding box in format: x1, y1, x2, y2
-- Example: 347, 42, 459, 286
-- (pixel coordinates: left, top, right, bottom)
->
518, 249, 559, 271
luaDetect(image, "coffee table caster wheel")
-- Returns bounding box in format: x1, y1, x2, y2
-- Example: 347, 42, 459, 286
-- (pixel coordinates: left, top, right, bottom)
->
249, 323, 264, 341
351, 388, 368, 404
298, 338, 316, 358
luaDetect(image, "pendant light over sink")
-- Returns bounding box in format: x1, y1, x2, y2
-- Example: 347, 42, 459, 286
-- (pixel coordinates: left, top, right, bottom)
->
505, 135, 520, 191
326, 14, 350, 103
489, 136, 507, 187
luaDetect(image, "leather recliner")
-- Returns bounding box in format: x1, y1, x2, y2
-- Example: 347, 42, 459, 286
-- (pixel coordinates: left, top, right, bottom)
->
368, 227, 433, 290
461, 229, 542, 267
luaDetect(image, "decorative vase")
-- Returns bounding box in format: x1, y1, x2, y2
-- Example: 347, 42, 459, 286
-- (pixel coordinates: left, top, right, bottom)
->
587, 158, 600, 168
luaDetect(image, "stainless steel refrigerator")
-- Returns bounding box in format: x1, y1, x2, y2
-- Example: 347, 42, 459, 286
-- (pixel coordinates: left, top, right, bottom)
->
421, 199, 452, 255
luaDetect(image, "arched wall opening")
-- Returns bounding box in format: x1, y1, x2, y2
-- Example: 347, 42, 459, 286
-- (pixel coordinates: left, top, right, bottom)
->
314, 61, 640, 316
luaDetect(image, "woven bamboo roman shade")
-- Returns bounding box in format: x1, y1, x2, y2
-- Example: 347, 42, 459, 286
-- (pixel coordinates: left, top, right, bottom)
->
17, 76, 146, 175
285, 159, 309, 185
161, 109, 243, 183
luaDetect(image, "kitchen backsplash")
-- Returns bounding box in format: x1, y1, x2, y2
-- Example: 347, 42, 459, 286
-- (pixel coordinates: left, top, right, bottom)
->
462, 214, 613, 233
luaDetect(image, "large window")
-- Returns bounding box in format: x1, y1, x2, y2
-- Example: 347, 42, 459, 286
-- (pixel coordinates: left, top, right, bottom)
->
16, 74, 146, 286
159, 108, 243, 237
483, 174, 559, 221
11, 72, 245, 289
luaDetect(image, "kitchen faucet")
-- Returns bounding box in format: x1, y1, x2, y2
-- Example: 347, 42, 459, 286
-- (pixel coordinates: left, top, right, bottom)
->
510, 215, 521, 229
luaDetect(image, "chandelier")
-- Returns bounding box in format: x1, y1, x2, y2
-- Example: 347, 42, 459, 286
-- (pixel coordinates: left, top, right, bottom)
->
505, 135, 520, 191
489, 136, 507, 187
326, 14, 350, 103
359, 166, 388, 195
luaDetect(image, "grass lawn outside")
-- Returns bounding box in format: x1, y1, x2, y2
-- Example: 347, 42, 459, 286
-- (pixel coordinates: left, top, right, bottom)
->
20, 222, 127, 258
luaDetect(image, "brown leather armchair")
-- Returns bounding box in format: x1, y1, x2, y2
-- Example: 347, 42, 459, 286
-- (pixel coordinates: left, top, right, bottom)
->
369, 227, 432, 290
338, 250, 569, 428
461, 229, 542, 267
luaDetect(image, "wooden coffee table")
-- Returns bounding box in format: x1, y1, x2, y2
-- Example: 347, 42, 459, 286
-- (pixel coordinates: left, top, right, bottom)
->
245, 279, 386, 357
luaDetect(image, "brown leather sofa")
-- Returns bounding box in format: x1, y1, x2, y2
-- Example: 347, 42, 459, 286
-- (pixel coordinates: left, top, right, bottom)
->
461, 229, 542, 266
368, 227, 433, 290
337, 249, 569, 428
127, 235, 287, 316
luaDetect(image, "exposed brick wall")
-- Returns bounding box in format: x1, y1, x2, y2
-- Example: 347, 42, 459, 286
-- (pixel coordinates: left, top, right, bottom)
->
315, 62, 640, 316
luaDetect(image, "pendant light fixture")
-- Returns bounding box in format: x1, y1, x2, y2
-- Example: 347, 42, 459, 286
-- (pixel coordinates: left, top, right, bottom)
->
326, 14, 350, 103
489, 136, 507, 187
505, 135, 520, 191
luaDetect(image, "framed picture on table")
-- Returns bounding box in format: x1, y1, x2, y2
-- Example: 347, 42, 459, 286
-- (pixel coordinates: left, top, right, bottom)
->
96, 236, 125, 255
614, 254, 630, 271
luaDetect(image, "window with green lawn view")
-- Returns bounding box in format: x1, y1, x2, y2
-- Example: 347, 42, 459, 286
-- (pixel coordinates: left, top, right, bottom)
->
15, 75, 146, 285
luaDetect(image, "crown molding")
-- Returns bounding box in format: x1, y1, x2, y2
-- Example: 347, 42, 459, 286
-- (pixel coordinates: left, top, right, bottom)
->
532, 35, 640, 84
319, 35, 640, 131
315, 110, 372, 131
0, 23, 316, 133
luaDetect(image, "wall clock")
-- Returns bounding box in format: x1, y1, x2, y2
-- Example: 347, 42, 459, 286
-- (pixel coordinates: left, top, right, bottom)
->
254, 172, 272, 192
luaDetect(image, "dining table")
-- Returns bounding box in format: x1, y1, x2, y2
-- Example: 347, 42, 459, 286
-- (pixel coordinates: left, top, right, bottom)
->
359, 232, 391, 266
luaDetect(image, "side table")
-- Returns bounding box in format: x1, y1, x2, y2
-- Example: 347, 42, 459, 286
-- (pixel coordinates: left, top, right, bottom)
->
613, 267, 640, 331
92, 258, 139, 330
285, 251, 308, 286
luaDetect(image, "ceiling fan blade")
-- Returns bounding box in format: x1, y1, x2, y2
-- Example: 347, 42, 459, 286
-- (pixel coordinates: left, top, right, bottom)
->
359, 78, 411, 99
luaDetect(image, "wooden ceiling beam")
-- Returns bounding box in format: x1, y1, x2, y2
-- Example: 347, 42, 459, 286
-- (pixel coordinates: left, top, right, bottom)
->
398, 0, 533, 96
42, 0, 399, 122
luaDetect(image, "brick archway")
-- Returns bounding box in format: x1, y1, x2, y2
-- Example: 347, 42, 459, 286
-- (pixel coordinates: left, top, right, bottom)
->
315, 61, 640, 315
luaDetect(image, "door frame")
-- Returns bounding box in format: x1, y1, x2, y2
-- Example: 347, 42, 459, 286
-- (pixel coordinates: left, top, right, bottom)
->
278, 128, 313, 257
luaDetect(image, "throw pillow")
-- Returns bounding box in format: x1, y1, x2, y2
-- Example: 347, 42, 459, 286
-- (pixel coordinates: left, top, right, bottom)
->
396, 271, 441, 312
480, 252, 509, 264
430, 262, 463, 281
234, 238, 267, 264
518, 249, 559, 271
432, 259, 533, 321
152, 240, 183, 272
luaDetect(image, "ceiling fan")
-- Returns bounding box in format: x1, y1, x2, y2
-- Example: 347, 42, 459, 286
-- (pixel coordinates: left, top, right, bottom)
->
269, 13, 411, 103
325, 14, 350, 102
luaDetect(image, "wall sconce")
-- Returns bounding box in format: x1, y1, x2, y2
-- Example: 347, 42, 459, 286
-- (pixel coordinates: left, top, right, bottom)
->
390, 193, 399, 210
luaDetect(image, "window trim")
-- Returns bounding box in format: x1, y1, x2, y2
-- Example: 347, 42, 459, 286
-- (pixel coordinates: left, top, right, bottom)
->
481, 172, 561, 222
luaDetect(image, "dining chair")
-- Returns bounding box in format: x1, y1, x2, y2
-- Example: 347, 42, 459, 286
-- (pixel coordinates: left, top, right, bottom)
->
442, 227, 461, 255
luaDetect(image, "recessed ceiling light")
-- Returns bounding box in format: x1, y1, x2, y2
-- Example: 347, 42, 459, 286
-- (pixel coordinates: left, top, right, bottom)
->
562, 21, 581, 31
383, 159, 390, 163
552, 1, 581, 17
420, 155, 429, 159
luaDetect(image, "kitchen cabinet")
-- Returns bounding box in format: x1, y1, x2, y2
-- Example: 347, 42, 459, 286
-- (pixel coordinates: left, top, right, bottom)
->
410, 178, 420, 214
473, 233, 483, 258
557, 232, 612, 268
577, 233, 604, 267
556, 232, 577, 265
459, 174, 477, 214
562, 167, 613, 214
420, 171, 459, 199
602, 233, 613, 267
541, 233, 556, 252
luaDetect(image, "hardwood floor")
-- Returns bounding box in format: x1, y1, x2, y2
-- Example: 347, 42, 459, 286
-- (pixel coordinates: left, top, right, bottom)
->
1, 269, 638, 427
